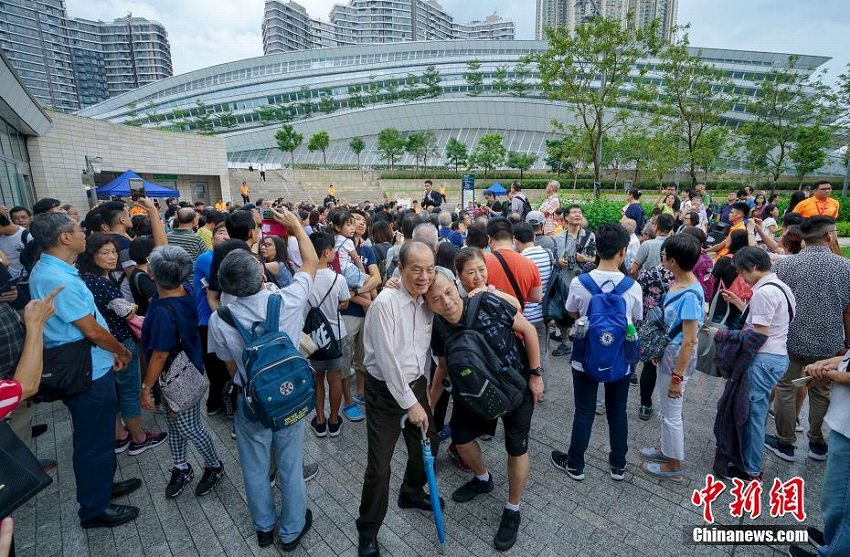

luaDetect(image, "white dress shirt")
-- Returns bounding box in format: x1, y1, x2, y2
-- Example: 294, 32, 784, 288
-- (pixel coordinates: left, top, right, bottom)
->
363, 286, 434, 409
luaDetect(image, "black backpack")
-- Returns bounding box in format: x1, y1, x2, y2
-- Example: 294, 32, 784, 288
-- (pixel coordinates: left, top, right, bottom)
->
302, 275, 342, 361
518, 194, 533, 219
442, 295, 527, 420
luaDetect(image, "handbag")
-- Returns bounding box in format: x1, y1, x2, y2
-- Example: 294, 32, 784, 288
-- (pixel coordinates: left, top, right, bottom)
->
34, 338, 94, 403
127, 315, 144, 342
696, 289, 730, 377
158, 305, 209, 414
0, 421, 53, 518
636, 289, 700, 363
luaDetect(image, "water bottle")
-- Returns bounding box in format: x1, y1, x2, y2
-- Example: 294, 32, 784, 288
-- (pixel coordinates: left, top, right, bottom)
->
625, 323, 638, 342
573, 317, 589, 339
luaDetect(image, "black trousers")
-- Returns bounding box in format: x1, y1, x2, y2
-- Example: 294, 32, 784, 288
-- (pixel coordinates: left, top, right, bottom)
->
356, 374, 437, 538
198, 325, 230, 413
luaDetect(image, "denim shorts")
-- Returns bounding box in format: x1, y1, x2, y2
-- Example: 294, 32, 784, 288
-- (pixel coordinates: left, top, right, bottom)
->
114, 337, 141, 418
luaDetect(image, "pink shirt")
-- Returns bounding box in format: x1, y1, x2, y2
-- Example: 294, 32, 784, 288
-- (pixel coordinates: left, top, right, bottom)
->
539, 195, 560, 234
0, 379, 22, 421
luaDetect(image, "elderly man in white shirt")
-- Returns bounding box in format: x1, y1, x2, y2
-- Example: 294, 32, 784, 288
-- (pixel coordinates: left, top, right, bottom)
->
356, 241, 439, 557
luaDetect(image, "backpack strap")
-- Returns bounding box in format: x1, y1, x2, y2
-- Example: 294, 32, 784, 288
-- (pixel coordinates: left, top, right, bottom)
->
741, 282, 794, 324
662, 288, 702, 340
216, 305, 254, 344
264, 293, 282, 334
577, 273, 601, 296
577, 229, 592, 253
462, 292, 486, 329
612, 276, 635, 296
492, 250, 525, 308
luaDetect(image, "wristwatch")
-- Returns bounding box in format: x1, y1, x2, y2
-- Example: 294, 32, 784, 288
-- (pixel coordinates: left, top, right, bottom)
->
529, 367, 544, 377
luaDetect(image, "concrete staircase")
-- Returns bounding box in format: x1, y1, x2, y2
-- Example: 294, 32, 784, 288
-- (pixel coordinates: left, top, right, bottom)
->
228, 169, 312, 205
293, 169, 385, 206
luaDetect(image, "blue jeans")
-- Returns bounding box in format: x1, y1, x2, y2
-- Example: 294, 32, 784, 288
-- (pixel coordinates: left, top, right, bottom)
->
820, 430, 850, 556
566, 370, 629, 470
114, 338, 141, 419
63, 370, 117, 520
742, 352, 788, 475
234, 395, 307, 542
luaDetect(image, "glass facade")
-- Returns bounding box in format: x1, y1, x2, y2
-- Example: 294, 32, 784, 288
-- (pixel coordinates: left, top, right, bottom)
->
0, 118, 35, 208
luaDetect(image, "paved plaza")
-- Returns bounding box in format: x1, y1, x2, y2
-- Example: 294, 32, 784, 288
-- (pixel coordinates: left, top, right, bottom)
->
14, 353, 824, 557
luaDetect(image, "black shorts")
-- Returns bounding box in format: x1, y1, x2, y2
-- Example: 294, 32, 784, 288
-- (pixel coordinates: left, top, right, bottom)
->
449, 388, 534, 457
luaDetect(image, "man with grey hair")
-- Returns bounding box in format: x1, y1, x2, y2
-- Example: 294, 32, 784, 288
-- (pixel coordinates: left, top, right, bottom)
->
207, 207, 319, 552
167, 207, 208, 262
29, 212, 139, 529
437, 210, 462, 248
357, 241, 439, 557
539, 180, 561, 235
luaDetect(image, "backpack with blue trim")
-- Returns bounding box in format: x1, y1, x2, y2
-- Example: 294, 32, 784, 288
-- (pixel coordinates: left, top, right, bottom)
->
570, 274, 640, 383
217, 294, 315, 430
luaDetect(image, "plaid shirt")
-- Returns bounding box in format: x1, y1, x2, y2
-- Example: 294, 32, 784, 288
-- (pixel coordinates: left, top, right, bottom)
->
0, 303, 23, 380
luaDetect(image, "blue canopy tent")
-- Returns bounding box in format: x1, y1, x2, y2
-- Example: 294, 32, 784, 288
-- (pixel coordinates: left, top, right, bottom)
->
96, 170, 179, 199
484, 182, 507, 196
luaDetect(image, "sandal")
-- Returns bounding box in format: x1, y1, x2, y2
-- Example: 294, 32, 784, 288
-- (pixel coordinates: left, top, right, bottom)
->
640, 461, 683, 483
639, 447, 668, 462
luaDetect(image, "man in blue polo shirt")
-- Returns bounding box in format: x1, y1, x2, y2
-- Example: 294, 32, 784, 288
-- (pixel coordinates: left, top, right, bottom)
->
28, 212, 139, 529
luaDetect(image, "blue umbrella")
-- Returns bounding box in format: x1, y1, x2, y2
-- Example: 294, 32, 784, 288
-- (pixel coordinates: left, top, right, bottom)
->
402, 417, 447, 551
486, 182, 507, 195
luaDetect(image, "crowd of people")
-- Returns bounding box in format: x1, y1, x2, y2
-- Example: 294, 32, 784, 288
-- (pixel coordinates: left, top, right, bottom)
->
0, 177, 847, 557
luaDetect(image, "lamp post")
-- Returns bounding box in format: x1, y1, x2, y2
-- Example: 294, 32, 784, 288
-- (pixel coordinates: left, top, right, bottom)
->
82, 155, 102, 208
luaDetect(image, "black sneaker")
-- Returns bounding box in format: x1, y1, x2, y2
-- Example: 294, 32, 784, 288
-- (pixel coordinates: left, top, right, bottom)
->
303, 462, 319, 482
328, 417, 342, 437
788, 545, 816, 557
550, 450, 584, 480
629, 373, 638, 385
552, 340, 571, 357
115, 434, 131, 454
257, 529, 275, 548
166, 465, 194, 498
452, 474, 494, 503
806, 527, 825, 550
195, 462, 224, 496
764, 434, 795, 462
311, 416, 327, 438
610, 466, 626, 481
493, 508, 521, 551
807, 441, 828, 461
278, 509, 312, 552
128, 431, 168, 456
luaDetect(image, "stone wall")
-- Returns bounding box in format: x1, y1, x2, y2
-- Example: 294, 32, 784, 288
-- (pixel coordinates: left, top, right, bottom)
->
27, 111, 230, 210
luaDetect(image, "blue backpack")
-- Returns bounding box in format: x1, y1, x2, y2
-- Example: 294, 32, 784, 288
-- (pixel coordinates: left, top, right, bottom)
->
571, 274, 640, 383
217, 294, 315, 430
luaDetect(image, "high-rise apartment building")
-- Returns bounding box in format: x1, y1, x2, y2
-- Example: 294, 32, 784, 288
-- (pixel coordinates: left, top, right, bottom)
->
0, 0, 79, 111
0, 1, 172, 110
535, 0, 676, 40
262, 0, 515, 55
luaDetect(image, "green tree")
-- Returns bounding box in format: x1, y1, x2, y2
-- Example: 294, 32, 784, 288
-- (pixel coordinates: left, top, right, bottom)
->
217, 110, 237, 129
546, 130, 589, 188
644, 129, 680, 188
377, 128, 405, 169
348, 85, 365, 108
789, 125, 832, 186
650, 29, 735, 188
693, 126, 729, 182
509, 62, 531, 97
307, 131, 331, 167
367, 76, 381, 104
349, 137, 365, 170
384, 80, 399, 103
493, 65, 509, 95
318, 95, 336, 114
742, 56, 831, 189
257, 105, 280, 122
506, 152, 538, 181
422, 65, 442, 98
471, 133, 506, 177
445, 137, 469, 172
465, 59, 484, 97
532, 17, 661, 194
618, 128, 651, 184
420, 131, 438, 172
405, 131, 426, 170
401, 73, 423, 102
193, 101, 214, 134
275, 124, 303, 168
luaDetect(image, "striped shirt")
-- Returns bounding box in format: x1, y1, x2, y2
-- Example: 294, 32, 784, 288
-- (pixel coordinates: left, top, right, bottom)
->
166, 229, 209, 261
0, 379, 22, 421
521, 246, 555, 324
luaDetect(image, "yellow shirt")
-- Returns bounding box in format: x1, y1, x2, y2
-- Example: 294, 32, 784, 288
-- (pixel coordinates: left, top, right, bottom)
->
794, 196, 839, 219
214, 201, 226, 211
196, 226, 213, 249
240, 183, 249, 196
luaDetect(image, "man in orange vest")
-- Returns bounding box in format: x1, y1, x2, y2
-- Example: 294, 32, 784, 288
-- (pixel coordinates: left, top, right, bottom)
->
240, 182, 250, 204
793, 181, 839, 218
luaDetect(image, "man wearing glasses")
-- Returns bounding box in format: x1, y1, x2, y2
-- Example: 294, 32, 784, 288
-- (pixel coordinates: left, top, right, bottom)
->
793, 180, 839, 218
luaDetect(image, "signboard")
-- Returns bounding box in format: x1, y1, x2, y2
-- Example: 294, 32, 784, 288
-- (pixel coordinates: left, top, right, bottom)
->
396, 198, 411, 210
461, 174, 475, 212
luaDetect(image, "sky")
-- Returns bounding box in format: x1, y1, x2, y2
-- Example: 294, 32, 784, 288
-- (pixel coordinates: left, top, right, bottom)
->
65, 0, 849, 83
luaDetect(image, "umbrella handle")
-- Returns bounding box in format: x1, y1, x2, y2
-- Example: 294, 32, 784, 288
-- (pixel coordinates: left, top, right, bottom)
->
399, 415, 429, 441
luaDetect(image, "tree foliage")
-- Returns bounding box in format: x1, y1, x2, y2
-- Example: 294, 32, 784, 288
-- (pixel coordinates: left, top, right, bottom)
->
422, 65, 442, 98
307, 131, 331, 167
531, 18, 662, 193
275, 124, 303, 168
376, 128, 405, 169
465, 59, 484, 97
349, 137, 365, 169
789, 126, 832, 185
506, 151, 538, 181
445, 137, 469, 172
470, 134, 506, 177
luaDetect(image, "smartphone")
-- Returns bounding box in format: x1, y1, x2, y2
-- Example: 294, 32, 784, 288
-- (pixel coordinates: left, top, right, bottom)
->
129, 178, 146, 200
0, 262, 19, 294
262, 208, 274, 220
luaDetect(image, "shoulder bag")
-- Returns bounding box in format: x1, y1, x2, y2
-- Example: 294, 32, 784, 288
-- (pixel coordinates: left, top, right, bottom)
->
696, 288, 731, 377
158, 304, 209, 414
34, 338, 93, 403
492, 250, 525, 309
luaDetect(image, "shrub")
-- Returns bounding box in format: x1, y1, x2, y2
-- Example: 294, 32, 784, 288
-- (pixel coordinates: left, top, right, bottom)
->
837, 222, 850, 238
